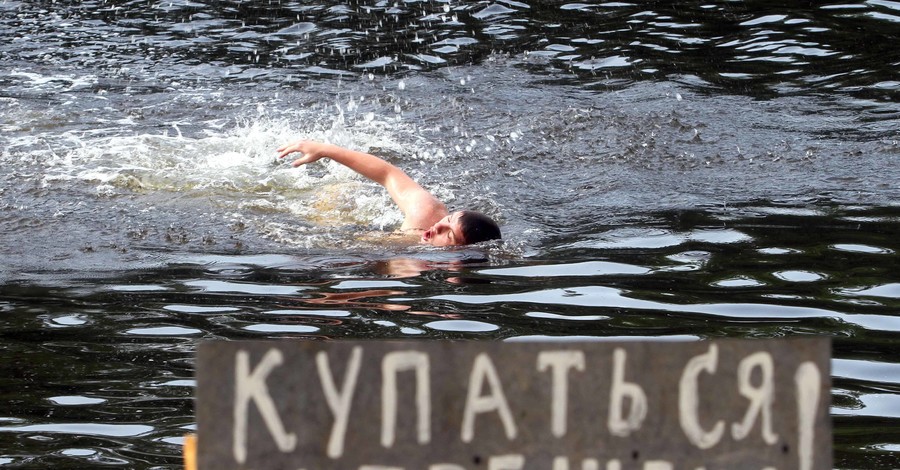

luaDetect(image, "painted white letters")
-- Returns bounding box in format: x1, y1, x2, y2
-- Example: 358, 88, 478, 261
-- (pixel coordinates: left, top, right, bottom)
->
212, 341, 829, 468
538, 350, 585, 438
679, 344, 725, 449
488, 454, 525, 470
462, 353, 518, 442
552, 456, 600, 470
381, 350, 431, 448
608, 348, 648, 437
643, 461, 673, 470
795, 361, 822, 470
233, 348, 297, 464
317, 346, 363, 458
731, 351, 778, 444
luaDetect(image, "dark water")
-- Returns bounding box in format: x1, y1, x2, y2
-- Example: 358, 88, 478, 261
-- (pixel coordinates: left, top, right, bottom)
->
1, 0, 899, 468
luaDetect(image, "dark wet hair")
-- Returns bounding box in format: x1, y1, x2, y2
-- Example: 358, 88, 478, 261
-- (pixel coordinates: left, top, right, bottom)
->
459, 210, 501, 245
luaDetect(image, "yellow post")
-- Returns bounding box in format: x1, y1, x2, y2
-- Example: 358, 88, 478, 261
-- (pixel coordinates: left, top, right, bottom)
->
183, 434, 197, 470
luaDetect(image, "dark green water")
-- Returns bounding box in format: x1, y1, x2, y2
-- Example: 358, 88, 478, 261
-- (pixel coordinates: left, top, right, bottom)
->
1, 0, 899, 468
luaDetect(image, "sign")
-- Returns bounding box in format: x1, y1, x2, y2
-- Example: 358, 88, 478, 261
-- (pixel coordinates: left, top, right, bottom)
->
196, 339, 830, 469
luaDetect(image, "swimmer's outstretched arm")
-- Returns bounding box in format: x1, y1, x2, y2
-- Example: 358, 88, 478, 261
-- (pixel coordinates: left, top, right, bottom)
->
276, 140, 447, 230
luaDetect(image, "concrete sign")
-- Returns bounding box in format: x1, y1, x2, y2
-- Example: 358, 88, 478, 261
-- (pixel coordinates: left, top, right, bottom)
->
196, 339, 830, 469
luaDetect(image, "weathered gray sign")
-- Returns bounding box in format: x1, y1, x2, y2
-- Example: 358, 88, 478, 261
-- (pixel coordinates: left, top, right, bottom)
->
196, 339, 830, 469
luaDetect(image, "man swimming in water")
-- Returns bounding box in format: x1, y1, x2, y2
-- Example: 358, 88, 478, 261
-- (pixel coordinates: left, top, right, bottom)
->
277, 139, 501, 246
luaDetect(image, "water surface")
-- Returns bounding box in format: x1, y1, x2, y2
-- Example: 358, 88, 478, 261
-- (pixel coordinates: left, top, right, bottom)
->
1, 0, 899, 468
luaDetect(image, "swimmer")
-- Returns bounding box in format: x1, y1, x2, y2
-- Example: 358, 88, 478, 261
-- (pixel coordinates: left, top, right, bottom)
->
277, 140, 501, 246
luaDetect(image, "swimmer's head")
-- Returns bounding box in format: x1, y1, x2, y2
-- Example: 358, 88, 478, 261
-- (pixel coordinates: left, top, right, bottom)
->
458, 210, 502, 245
421, 210, 502, 247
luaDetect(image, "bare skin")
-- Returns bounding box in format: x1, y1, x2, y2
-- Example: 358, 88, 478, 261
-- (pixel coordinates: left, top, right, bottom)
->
276, 140, 467, 246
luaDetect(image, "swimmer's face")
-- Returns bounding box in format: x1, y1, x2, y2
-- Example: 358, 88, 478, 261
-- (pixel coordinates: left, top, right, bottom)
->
421, 211, 466, 247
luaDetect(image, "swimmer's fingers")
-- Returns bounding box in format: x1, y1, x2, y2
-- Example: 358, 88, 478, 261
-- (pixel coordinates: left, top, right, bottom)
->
276, 140, 305, 159
276, 140, 323, 167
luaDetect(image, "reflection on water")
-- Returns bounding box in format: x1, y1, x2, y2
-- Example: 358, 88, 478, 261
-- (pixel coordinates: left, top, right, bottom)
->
2, 205, 899, 467
2, 0, 900, 468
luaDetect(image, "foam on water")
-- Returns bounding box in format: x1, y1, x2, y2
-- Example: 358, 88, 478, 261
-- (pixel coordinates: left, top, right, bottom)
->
37, 108, 395, 193
1, 75, 459, 252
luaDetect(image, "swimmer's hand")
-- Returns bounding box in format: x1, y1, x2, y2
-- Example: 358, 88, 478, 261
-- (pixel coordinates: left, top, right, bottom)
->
276, 140, 328, 167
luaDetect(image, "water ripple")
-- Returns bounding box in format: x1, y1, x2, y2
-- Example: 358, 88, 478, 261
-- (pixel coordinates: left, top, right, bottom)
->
0, 423, 154, 437
1, 0, 897, 99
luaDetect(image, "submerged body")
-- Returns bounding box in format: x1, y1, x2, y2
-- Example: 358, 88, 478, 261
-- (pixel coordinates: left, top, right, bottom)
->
277, 140, 500, 246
